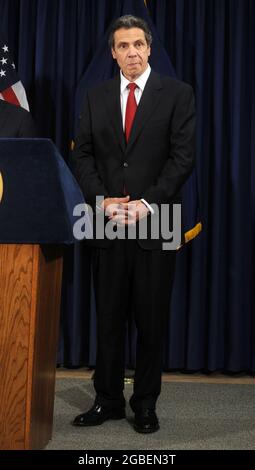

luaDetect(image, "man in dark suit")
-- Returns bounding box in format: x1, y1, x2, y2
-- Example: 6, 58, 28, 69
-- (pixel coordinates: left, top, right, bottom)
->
0, 99, 36, 137
72, 15, 195, 433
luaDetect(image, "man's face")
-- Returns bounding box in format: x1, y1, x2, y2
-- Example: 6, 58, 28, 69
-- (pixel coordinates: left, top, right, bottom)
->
111, 27, 151, 81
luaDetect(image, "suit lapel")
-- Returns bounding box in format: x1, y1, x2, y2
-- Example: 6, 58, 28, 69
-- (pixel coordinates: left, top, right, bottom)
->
104, 75, 126, 154
103, 71, 163, 154
126, 71, 163, 152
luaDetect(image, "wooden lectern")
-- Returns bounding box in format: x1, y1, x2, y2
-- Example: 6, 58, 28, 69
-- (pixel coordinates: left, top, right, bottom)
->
0, 139, 85, 449
0, 245, 62, 450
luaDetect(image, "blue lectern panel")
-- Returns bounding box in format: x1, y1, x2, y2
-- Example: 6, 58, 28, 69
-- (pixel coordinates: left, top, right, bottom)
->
0, 139, 85, 243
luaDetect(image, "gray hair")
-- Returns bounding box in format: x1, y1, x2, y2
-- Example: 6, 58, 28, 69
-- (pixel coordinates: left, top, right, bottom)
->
108, 15, 153, 49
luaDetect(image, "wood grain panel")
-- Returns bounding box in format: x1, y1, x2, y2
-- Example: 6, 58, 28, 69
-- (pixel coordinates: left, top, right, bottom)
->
26, 245, 62, 450
0, 244, 63, 450
0, 245, 33, 449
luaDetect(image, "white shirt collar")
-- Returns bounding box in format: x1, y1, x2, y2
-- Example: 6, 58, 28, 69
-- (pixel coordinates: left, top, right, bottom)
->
120, 64, 151, 94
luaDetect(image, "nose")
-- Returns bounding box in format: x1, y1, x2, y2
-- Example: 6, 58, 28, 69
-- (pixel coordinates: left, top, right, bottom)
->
127, 45, 138, 57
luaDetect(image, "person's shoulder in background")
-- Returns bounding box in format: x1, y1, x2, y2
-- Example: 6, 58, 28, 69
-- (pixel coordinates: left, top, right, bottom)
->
0, 99, 37, 137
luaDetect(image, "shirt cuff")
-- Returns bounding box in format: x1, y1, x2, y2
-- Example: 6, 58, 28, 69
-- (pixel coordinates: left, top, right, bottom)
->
140, 199, 155, 215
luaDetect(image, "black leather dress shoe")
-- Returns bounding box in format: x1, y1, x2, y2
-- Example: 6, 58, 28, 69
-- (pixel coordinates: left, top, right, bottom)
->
133, 409, 159, 434
72, 404, 126, 426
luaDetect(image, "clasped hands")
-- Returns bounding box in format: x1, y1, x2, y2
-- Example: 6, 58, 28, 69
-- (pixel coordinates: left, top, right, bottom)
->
101, 196, 149, 225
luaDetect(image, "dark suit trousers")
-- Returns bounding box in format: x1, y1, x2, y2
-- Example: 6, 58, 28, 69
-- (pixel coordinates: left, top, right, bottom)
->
91, 239, 176, 411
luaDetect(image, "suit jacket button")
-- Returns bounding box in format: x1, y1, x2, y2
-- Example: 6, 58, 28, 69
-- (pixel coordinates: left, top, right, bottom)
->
123, 162, 128, 168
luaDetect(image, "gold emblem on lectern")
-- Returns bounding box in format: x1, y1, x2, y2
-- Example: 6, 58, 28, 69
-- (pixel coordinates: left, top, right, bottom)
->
0, 172, 3, 203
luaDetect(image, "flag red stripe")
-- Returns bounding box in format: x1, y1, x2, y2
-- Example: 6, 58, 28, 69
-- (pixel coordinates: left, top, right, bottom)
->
1, 87, 20, 106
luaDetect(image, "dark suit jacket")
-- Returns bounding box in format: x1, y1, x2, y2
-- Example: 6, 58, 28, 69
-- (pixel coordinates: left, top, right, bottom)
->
72, 70, 196, 249
0, 100, 36, 137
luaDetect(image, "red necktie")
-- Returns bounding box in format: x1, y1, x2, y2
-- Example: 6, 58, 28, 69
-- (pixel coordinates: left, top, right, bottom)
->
125, 83, 137, 142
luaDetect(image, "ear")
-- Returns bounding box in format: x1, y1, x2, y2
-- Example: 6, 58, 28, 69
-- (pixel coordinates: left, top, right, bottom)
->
111, 48, 116, 60
148, 46, 151, 57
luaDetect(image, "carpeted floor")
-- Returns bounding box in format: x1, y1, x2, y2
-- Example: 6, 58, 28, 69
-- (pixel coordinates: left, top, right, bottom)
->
45, 378, 255, 450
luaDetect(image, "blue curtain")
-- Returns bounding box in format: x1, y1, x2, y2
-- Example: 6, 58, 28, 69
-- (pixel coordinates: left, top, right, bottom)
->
1, 0, 254, 372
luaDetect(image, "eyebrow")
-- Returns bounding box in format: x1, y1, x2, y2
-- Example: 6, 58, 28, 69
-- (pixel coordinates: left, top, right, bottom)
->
117, 39, 146, 46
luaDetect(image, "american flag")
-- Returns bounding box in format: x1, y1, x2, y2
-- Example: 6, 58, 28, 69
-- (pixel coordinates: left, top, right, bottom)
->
0, 36, 29, 110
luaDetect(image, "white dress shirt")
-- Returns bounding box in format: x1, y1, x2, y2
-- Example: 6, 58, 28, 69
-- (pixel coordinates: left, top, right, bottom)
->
120, 64, 151, 129
119, 64, 154, 214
